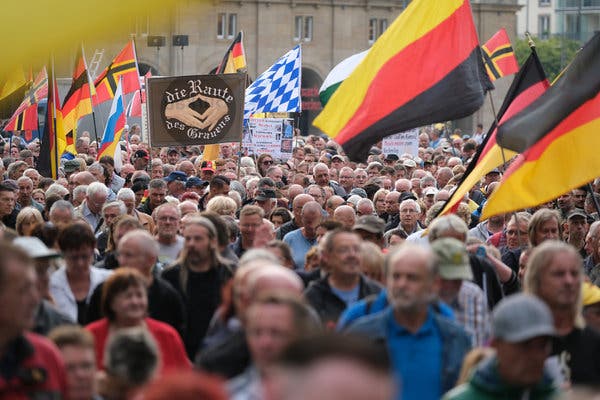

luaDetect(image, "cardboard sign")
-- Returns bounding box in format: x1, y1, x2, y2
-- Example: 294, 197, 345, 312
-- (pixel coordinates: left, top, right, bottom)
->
147, 73, 245, 146
243, 118, 294, 160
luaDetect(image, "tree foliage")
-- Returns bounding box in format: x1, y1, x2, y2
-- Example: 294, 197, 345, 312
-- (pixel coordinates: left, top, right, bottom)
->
514, 36, 581, 82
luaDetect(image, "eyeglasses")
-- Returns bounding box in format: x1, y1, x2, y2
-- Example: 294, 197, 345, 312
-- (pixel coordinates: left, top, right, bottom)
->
262, 160, 274, 165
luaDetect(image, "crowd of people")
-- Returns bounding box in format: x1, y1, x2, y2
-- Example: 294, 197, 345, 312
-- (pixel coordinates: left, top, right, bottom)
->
1, 122, 600, 399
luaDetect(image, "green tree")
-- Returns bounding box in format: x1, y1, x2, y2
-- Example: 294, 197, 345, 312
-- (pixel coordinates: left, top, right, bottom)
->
514, 36, 581, 82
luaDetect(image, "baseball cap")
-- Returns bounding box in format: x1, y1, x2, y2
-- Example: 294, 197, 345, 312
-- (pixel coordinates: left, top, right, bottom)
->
63, 159, 81, 173
255, 188, 277, 201
331, 155, 345, 162
167, 147, 179, 155
185, 177, 209, 189
385, 154, 399, 162
201, 160, 215, 172
349, 188, 368, 198
353, 215, 386, 235
431, 237, 473, 280
368, 147, 382, 156
567, 208, 588, 220
13, 237, 60, 259
134, 149, 149, 160
424, 187, 439, 197
486, 168, 501, 175
402, 159, 417, 168
492, 293, 556, 343
582, 282, 600, 307
164, 171, 188, 183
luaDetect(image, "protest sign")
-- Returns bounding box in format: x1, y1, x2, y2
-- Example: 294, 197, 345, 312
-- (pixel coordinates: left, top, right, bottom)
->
243, 117, 294, 160
381, 128, 419, 157
147, 73, 245, 146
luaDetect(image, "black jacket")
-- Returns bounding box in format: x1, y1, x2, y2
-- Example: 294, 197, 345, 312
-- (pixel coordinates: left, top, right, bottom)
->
468, 254, 504, 309
194, 329, 250, 379
304, 274, 383, 327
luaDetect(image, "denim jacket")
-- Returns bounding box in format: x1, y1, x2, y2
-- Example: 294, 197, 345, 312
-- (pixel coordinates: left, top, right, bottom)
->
347, 307, 471, 394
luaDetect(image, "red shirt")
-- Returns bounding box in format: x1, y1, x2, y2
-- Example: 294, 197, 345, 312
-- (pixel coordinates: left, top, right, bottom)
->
86, 317, 191, 376
0, 332, 67, 399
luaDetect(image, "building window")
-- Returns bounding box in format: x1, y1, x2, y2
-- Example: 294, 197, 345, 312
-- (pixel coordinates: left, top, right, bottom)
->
294, 16, 313, 42
369, 18, 388, 44
228, 14, 237, 39
539, 0, 551, 6
539, 15, 550, 39
369, 19, 378, 44
304, 16, 313, 41
379, 19, 388, 36
217, 13, 237, 39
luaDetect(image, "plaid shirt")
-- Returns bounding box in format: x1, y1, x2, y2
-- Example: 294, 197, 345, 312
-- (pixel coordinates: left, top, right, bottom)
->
450, 281, 491, 346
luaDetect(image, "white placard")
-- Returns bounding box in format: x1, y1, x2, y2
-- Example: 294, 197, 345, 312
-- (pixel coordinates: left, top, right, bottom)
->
243, 118, 294, 160
381, 128, 419, 157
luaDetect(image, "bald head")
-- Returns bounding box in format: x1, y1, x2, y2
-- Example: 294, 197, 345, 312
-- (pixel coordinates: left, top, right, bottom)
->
73, 171, 96, 185
248, 265, 304, 301
333, 205, 356, 229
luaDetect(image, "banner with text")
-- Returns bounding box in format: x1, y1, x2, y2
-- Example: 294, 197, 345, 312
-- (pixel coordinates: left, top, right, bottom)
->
243, 117, 294, 160
382, 128, 419, 158
147, 73, 245, 146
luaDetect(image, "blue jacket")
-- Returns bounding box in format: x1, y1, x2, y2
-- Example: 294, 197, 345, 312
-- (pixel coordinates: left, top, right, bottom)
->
337, 290, 455, 330
347, 308, 471, 394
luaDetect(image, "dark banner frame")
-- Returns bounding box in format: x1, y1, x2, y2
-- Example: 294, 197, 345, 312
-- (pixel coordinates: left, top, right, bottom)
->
147, 73, 245, 147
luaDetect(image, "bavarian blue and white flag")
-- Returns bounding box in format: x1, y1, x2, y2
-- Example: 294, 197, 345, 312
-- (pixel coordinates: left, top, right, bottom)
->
244, 45, 301, 120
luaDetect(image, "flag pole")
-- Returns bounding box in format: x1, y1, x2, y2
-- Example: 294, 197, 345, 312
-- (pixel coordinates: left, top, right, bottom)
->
50, 55, 59, 177
82, 44, 101, 149
587, 183, 600, 217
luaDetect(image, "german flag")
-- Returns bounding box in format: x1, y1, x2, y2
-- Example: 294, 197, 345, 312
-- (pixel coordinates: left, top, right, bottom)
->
61, 47, 94, 154
94, 40, 140, 105
4, 68, 48, 131
481, 28, 519, 82
481, 33, 600, 219
203, 32, 248, 162
313, 0, 492, 161
437, 49, 548, 217
215, 31, 247, 74
38, 64, 62, 179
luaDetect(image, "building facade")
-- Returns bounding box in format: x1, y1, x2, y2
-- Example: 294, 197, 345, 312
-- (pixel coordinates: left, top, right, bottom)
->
85, 0, 521, 137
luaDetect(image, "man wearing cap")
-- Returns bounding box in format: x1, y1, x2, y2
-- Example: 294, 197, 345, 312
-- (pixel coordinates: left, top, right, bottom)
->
13, 237, 74, 335
444, 294, 558, 399
431, 238, 490, 346
167, 147, 180, 165
198, 175, 230, 212
132, 149, 149, 171
582, 282, 600, 332
199, 160, 216, 181
164, 171, 188, 200
348, 243, 470, 400
186, 177, 209, 196
524, 240, 600, 386
254, 188, 277, 217
353, 215, 386, 248
0, 242, 69, 398
63, 159, 83, 178
566, 208, 589, 258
